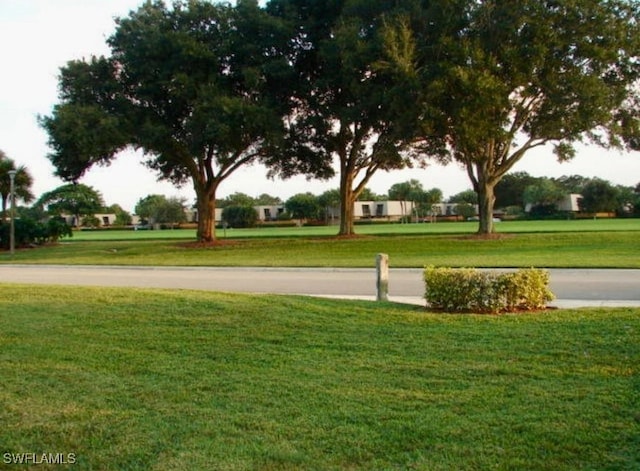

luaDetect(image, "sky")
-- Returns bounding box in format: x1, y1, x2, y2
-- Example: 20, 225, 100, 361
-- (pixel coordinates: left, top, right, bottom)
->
1, 0, 639, 213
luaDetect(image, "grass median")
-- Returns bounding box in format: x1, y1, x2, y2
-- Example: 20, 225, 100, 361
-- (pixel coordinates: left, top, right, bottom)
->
2, 229, 639, 267
1, 284, 638, 470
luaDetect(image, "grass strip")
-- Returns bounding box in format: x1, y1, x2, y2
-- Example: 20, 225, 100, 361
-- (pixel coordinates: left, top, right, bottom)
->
2, 230, 639, 268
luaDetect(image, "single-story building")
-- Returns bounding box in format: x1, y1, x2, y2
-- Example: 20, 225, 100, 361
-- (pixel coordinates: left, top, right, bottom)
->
255, 205, 286, 221
61, 213, 117, 227
325, 200, 417, 221
525, 194, 582, 213
430, 203, 480, 217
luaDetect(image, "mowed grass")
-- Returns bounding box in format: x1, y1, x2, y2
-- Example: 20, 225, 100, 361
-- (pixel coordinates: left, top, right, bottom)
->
70, 218, 640, 241
0, 285, 638, 470
2, 229, 639, 268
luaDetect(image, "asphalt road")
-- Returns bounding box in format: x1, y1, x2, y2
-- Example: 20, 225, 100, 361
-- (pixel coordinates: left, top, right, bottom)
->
1, 265, 639, 307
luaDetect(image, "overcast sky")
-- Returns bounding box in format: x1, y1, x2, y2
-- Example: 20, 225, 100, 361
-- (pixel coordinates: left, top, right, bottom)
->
1, 0, 639, 213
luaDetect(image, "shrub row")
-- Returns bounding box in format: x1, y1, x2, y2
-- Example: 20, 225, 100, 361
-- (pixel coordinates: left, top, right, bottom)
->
424, 267, 554, 313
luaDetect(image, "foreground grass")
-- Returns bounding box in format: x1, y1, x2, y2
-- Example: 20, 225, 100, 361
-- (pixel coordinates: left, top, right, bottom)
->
2, 230, 639, 267
1, 285, 638, 470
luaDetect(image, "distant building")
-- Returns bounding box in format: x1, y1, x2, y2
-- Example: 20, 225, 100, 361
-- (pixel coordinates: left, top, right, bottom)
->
255, 205, 286, 221
431, 203, 480, 217
525, 194, 582, 213
61, 213, 116, 227
325, 201, 416, 221
557, 194, 583, 212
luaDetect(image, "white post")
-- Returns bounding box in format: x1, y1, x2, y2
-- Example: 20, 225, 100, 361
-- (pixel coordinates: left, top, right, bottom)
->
376, 253, 389, 302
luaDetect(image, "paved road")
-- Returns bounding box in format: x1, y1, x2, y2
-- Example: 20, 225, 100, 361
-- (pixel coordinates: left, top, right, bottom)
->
1, 265, 639, 307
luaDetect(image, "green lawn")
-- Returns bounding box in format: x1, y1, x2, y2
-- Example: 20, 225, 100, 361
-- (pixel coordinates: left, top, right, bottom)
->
1, 285, 638, 470
70, 218, 640, 241
3, 228, 639, 268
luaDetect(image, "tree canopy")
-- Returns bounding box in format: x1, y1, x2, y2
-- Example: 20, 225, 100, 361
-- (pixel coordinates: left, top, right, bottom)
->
37, 184, 104, 227
0, 150, 34, 217
41, 0, 298, 242
388, 0, 640, 233
135, 194, 186, 226
285, 192, 322, 220
448, 189, 478, 205
579, 178, 621, 214
266, 0, 442, 235
40, 0, 640, 238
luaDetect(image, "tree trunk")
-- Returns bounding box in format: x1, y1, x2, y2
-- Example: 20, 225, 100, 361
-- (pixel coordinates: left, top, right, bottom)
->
476, 181, 496, 235
196, 190, 216, 242
338, 172, 355, 236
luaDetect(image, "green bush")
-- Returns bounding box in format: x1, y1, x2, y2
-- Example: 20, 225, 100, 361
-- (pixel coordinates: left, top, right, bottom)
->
498, 269, 555, 310
222, 205, 258, 228
424, 267, 554, 313
82, 215, 101, 228
0, 217, 73, 249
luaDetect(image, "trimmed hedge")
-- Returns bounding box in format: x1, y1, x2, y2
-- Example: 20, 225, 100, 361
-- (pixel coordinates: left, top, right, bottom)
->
424, 267, 554, 313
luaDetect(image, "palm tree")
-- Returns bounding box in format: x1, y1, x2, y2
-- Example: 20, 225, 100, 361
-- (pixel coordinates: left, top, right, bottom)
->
0, 150, 35, 218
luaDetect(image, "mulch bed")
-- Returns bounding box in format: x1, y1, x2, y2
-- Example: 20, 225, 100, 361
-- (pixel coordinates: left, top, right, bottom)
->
175, 240, 241, 249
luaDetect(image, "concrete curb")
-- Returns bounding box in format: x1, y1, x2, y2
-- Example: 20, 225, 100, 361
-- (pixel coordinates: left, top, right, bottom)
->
311, 295, 640, 309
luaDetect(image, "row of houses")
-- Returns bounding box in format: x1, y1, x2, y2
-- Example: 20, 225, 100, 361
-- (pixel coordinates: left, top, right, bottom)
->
206, 201, 481, 224
200, 201, 433, 224
62, 195, 585, 228
62, 200, 482, 227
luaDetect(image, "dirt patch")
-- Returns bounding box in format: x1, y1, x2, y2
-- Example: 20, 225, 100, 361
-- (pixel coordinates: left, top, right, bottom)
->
452, 233, 515, 241
175, 240, 241, 249
326, 234, 372, 240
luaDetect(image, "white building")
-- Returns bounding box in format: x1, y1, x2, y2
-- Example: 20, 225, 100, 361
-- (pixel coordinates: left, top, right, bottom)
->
325, 201, 417, 221
61, 213, 116, 227
431, 203, 479, 217
556, 194, 583, 212
525, 194, 582, 213
254, 205, 286, 221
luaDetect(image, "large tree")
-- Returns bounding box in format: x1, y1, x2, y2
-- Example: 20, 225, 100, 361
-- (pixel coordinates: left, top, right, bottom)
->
41, 0, 295, 242
267, 0, 441, 236
285, 192, 322, 220
579, 178, 620, 214
522, 178, 566, 215
0, 150, 34, 217
390, 0, 640, 234
494, 171, 538, 209
37, 183, 104, 227
135, 194, 186, 226
553, 174, 592, 195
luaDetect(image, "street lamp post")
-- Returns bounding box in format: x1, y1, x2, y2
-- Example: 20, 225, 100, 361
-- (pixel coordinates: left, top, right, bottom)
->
8, 169, 17, 256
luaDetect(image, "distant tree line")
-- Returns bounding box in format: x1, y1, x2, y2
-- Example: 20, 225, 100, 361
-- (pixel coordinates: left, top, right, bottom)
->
2, 145, 640, 248
214, 173, 640, 227
495, 172, 640, 217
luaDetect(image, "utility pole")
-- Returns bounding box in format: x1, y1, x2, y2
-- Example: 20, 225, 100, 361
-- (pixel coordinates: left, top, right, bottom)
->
8, 169, 16, 256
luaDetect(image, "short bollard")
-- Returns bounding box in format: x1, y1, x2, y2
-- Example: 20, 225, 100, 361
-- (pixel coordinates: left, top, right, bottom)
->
376, 253, 389, 302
